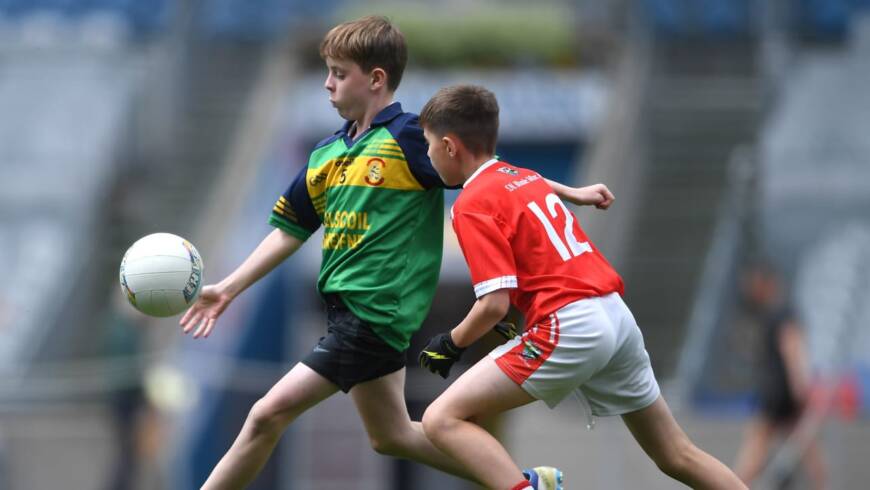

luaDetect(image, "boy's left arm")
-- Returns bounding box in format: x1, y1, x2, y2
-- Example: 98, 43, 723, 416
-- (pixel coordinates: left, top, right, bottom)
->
546, 179, 615, 210
419, 290, 511, 378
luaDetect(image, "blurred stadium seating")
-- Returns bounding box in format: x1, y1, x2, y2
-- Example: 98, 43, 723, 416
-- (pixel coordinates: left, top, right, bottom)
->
0, 24, 139, 369
2, 1, 870, 489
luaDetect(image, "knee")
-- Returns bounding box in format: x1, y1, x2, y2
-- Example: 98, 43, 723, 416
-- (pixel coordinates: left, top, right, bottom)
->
248, 398, 293, 438
368, 432, 407, 457
421, 405, 460, 445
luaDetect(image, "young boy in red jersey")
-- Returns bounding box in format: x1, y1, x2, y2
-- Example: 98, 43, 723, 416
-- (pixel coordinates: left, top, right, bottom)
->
417, 85, 748, 490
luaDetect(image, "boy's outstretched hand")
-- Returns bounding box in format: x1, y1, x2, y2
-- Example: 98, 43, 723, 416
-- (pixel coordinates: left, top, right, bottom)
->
419, 333, 466, 378
576, 183, 615, 209
180, 285, 233, 339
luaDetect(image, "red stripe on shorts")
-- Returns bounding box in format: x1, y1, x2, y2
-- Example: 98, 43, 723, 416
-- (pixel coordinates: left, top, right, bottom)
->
495, 312, 561, 385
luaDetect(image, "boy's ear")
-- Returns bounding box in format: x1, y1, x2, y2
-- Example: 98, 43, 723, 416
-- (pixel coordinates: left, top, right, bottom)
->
370, 67, 387, 91
443, 135, 458, 158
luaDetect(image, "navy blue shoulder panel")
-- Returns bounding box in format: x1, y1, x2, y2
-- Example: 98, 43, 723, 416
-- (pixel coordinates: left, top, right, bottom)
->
386, 112, 452, 190
313, 132, 342, 151
269, 165, 321, 239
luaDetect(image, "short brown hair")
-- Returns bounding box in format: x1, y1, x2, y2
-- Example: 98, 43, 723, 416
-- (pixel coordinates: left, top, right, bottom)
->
419, 85, 499, 156
319, 16, 407, 92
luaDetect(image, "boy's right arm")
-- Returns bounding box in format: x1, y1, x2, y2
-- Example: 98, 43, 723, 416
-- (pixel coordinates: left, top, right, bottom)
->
180, 228, 303, 339
419, 290, 512, 378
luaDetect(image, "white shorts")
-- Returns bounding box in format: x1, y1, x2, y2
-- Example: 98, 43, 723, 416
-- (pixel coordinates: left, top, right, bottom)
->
489, 292, 660, 416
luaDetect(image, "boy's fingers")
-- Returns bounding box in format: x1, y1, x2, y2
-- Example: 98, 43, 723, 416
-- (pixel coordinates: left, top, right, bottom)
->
596, 188, 614, 209
182, 313, 202, 333
180, 308, 192, 325
203, 318, 216, 338
192, 318, 208, 338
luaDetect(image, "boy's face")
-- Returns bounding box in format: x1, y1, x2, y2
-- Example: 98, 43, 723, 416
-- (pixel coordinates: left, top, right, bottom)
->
324, 57, 373, 122
742, 269, 779, 311
423, 127, 461, 186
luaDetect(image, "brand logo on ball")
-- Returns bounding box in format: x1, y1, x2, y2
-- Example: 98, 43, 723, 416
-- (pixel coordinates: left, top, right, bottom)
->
365, 158, 385, 186
182, 240, 203, 304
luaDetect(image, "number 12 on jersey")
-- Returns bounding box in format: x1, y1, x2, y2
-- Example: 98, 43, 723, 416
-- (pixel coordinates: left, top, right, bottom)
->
527, 193, 593, 261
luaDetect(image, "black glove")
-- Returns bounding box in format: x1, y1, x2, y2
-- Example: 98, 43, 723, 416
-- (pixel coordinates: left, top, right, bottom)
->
419, 332, 465, 378
493, 321, 519, 341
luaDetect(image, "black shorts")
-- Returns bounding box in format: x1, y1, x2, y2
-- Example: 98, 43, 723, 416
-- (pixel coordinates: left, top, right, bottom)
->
759, 385, 803, 424
301, 294, 406, 393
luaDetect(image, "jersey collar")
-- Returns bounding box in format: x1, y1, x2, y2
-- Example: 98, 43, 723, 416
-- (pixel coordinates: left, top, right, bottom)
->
463, 158, 499, 188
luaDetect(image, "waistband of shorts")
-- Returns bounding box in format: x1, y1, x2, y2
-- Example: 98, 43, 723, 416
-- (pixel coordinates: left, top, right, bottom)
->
323, 293, 348, 310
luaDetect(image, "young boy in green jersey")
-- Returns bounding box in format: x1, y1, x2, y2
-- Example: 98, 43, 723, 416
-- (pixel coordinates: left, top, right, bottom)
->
180, 16, 612, 489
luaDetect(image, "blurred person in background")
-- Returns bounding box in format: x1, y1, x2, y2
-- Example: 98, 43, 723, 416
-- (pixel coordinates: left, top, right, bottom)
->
733, 262, 827, 489
103, 294, 162, 490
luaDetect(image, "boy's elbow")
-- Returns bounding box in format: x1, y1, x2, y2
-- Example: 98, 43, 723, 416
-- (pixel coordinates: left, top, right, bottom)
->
481, 290, 510, 318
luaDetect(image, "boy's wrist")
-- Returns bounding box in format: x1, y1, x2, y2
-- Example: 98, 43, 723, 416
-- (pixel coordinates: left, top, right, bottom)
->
216, 279, 240, 299
576, 186, 593, 205
443, 331, 465, 354
448, 328, 467, 349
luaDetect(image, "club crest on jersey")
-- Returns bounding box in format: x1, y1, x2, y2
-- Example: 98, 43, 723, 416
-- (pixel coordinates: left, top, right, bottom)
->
521, 339, 543, 360
365, 158, 386, 186
497, 166, 518, 176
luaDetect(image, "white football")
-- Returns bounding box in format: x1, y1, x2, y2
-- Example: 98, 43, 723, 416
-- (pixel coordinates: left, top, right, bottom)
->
119, 233, 204, 317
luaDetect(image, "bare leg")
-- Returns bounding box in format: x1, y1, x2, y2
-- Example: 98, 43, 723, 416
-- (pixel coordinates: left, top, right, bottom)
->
421, 357, 537, 490
621, 396, 748, 490
349, 368, 481, 483
802, 437, 828, 490
733, 416, 776, 485
201, 363, 339, 490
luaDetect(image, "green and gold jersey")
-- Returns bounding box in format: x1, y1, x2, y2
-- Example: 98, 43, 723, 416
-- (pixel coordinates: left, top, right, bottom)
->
269, 103, 448, 352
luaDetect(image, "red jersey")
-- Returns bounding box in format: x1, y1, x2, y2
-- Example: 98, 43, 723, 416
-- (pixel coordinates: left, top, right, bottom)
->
452, 159, 624, 328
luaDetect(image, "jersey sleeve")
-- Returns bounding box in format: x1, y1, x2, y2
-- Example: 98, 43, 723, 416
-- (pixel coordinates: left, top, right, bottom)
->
395, 116, 460, 190
268, 166, 321, 240
452, 210, 517, 297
